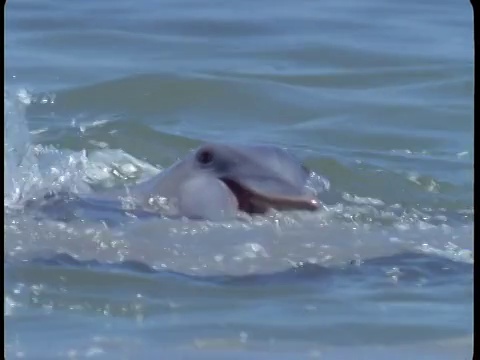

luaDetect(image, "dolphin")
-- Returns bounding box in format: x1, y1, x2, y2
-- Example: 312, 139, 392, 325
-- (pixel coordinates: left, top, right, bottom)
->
26, 143, 319, 224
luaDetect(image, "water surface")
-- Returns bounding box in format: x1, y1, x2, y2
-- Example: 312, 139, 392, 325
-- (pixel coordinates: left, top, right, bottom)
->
4, 0, 474, 358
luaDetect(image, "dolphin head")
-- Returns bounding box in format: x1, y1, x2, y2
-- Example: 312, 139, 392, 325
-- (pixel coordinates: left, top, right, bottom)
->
27, 142, 320, 224
161, 143, 319, 220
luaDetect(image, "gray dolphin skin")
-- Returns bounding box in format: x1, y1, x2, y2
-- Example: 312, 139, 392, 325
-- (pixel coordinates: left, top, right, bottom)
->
30, 143, 319, 224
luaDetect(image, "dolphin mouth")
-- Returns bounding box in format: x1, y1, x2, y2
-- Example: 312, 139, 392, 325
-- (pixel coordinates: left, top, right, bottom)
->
220, 178, 319, 215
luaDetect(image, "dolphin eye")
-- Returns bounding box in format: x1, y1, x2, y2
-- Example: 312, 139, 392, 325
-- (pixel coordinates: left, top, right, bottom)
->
196, 149, 214, 165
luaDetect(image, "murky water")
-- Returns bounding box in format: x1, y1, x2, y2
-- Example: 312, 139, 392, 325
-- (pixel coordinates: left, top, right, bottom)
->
4, 0, 473, 358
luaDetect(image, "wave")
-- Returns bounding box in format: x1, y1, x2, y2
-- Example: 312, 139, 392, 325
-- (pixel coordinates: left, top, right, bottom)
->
4, 85, 473, 275
7, 251, 471, 286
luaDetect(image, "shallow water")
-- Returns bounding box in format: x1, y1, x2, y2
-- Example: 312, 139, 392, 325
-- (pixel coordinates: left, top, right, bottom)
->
4, 0, 474, 358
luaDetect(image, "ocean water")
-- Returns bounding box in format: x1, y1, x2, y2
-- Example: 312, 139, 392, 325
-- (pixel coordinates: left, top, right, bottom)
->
4, 0, 474, 359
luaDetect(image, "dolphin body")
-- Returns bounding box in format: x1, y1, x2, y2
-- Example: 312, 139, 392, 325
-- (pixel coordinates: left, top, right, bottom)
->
27, 143, 319, 224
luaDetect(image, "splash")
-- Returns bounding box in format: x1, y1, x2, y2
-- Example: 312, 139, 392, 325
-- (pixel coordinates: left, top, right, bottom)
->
4, 90, 147, 208
4, 90, 90, 206
4, 89, 38, 205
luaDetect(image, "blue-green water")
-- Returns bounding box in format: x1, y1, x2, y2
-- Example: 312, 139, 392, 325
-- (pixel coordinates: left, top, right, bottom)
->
4, 0, 473, 358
